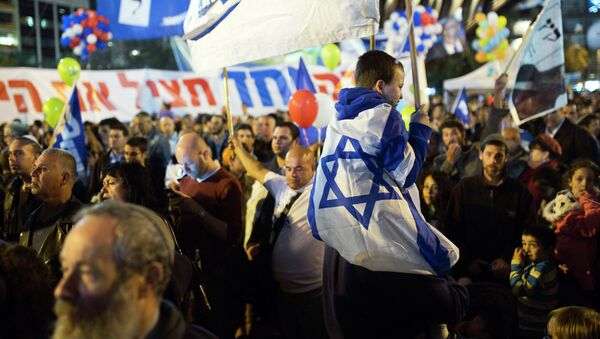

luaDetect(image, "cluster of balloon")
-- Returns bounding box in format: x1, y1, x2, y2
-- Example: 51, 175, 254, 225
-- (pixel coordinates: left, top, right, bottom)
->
60, 9, 112, 61
42, 58, 81, 128
383, 6, 442, 57
320, 44, 340, 71
472, 12, 510, 63
288, 90, 336, 129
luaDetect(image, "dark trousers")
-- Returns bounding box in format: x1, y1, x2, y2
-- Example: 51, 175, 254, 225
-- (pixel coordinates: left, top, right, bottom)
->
276, 286, 328, 339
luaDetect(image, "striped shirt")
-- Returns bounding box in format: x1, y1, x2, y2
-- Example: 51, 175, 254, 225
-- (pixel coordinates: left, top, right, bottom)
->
510, 259, 558, 333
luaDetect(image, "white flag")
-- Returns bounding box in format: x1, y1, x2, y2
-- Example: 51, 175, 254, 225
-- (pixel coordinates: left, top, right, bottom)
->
184, 0, 379, 72
509, 0, 567, 125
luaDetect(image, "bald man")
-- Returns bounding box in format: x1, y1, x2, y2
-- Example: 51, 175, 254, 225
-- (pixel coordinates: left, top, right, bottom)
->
232, 138, 327, 339
174, 133, 243, 338
20, 148, 84, 278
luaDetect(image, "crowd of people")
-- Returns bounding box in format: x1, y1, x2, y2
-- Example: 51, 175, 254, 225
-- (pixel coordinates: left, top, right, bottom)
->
0, 50, 599, 339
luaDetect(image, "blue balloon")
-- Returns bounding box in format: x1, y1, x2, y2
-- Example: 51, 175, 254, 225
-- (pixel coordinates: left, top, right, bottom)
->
97, 22, 107, 30
413, 14, 421, 26
502, 28, 510, 38
60, 37, 70, 47
96, 41, 107, 49
425, 6, 432, 14
83, 28, 93, 35
72, 16, 81, 24
81, 13, 88, 20
472, 40, 479, 50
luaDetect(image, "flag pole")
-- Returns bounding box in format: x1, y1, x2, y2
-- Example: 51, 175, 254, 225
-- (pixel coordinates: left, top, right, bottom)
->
502, 10, 542, 75
370, 19, 376, 50
223, 67, 234, 138
405, 0, 420, 108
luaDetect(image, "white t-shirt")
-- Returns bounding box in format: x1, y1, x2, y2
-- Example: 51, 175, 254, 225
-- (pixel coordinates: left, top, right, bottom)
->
264, 172, 324, 294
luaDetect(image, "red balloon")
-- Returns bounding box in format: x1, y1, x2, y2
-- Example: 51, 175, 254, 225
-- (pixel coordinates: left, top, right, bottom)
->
81, 19, 88, 27
88, 10, 96, 18
288, 90, 318, 128
69, 36, 80, 48
86, 44, 96, 53
93, 29, 102, 36
88, 17, 98, 27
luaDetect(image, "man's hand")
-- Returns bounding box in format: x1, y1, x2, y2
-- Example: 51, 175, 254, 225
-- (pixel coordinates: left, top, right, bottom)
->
494, 73, 508, 94
410, 105, 433, 129
490, 258, 510, 279
494, 73, 508, 109
446, 143, 462, 165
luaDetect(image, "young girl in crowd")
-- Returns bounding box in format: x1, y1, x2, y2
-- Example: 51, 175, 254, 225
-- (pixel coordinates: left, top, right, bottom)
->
546, 306, 600, 339
509, 227, 558, 338
543, 159, 600, 307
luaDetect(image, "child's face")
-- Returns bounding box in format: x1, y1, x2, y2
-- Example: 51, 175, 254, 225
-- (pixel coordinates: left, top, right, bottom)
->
521, 235, 548, 262
521, 235, 548, 263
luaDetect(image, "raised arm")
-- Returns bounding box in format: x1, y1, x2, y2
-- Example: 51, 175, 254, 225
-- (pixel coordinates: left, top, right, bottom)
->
231, 137, 270, 184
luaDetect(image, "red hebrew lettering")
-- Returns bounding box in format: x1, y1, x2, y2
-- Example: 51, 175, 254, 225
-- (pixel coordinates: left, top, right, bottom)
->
313, 74, 340, 100
82, 82, 116, 111
50, 81, 70, 102
0, 81, 9, 101
13, 95, 26, 113
182, 78, 216, 106
145, 80, 159, 97
158, 79, 186, 107
117, 72, 140, 109
8, 80, 43, 112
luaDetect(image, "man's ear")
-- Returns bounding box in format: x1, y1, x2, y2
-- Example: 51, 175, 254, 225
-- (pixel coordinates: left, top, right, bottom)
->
140, 262, 165, 297
61, 171, 71, 186
374, 80, 385, 95
479, 150, 483, 161
292, 138, 299, 146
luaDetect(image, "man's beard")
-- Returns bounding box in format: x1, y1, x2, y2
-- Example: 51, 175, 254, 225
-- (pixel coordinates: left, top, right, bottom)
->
52, 279, 142, 339
483, 164, 504, 180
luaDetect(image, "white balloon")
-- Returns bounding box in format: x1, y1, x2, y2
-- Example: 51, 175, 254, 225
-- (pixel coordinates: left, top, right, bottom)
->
390, 11, 399, 20
415, 5, 425, 13
313, 93, 336, 128
86, 34, 97, 44
72, 24, 83, 35
487, 12, 498, 28
73, 45, 82, 55
414, 27, 423, 36
106, 32, 113, 40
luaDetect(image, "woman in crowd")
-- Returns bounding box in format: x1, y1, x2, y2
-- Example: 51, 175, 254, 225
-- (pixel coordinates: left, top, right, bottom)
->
542, 159, 600, 308
546, 306, 600, 339
419, 171, 453, 229
99, 161, 162, 213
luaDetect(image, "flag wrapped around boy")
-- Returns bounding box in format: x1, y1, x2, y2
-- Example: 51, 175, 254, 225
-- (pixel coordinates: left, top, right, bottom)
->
308, 50, 459, 276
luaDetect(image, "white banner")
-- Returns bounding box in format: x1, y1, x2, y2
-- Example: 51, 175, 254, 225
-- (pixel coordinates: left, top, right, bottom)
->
185, 0, 379, 72
0, 65, 345, 124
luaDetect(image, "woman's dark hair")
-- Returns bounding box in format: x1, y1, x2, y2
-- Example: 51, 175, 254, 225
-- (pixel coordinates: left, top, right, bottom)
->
0, 244, 54, 338
563, 158, 600, 189
102, 162, 160, 212
418, 170, 453, 225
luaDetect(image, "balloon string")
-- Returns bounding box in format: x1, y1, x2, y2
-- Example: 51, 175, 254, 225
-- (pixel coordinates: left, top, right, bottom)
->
302, 128, 310, 146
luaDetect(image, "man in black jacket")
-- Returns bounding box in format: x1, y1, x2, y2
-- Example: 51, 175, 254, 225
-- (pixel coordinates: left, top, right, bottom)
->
2, 137, 41, 242
444, 134, 537, 284
544, 107, 599, 166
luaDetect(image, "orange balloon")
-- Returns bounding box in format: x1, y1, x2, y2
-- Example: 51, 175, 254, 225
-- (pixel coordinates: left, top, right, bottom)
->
475, 52, 487, 63
475, 13, 486, 23
486, 26, 495, 37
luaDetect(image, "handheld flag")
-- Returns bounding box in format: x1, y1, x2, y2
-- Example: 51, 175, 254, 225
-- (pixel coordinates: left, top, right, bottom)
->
184, 0, 379, 72
51, 86, 87, 175
508, 0, 567, 125
295, 57, 317, 93
451, 87, 470, 126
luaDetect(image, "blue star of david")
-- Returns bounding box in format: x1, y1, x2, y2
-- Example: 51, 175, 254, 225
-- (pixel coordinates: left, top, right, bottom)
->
319, 136, 400, 230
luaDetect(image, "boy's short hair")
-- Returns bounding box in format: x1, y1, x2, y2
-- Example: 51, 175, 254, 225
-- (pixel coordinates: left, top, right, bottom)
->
355, 50, 404, 88
276, 121, 300, 141
126, 137, 148, 153
522, 226, 556, 251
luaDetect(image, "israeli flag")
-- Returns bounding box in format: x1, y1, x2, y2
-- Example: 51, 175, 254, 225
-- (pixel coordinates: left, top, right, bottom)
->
52, 86, 87, 176
451, 87, 470, 126
183, 0, 241, 40
308, 88, 459, 276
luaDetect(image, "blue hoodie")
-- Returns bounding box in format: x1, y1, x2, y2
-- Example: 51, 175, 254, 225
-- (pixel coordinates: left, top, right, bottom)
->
334, 87, 432, 188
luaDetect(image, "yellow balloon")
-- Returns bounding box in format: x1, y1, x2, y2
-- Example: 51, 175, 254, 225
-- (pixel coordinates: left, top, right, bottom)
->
57, 57, 81, 86
42, 97, 64, 128
475, 52, 487, 63
320, 44, 341, 71
498, 16, 507, 29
